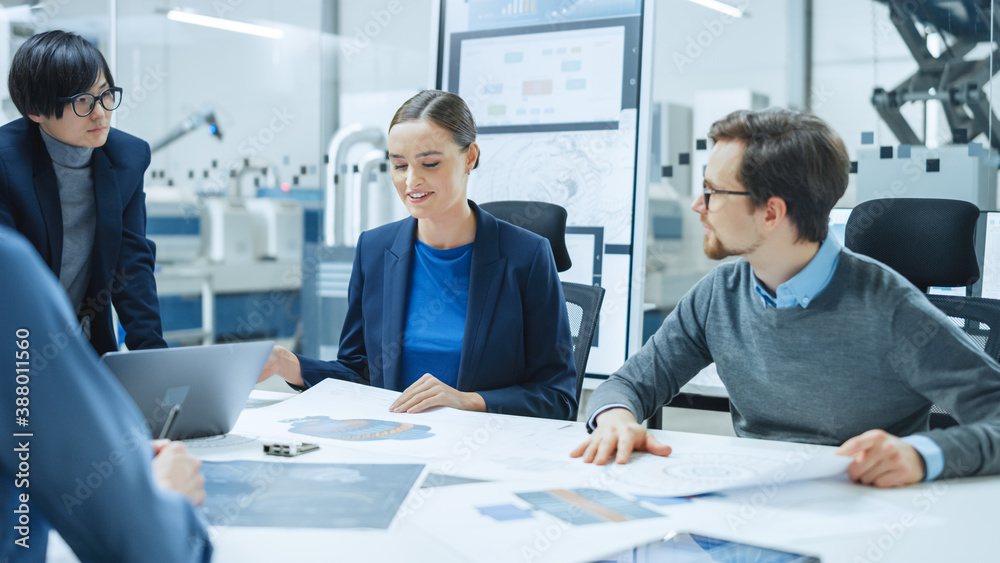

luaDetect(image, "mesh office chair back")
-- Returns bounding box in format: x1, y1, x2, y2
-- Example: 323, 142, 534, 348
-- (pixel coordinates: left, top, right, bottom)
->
845, 198, 993, 429
925, 295, 1000, 428
561, 281, 606, 409
844, 198, 981, 292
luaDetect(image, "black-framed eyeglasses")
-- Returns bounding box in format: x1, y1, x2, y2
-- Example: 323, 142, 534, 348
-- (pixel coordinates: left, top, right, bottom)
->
703, 187, 751, 209
57, 87, 123, 117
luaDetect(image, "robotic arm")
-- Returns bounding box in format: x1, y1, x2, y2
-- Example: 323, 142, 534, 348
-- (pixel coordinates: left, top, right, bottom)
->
872, 0, 1000, 150
150, 107, 223, 153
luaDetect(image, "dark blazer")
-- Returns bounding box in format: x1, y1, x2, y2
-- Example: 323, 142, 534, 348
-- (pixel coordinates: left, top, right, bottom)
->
0, 226, 211, 562
0, 117, 165, 355
297, 201, 578, 420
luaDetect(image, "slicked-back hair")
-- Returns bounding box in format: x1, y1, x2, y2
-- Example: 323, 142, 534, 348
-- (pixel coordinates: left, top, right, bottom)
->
708, 108, 850, 243
8, 30, 115, 120
389, 90, 480, 169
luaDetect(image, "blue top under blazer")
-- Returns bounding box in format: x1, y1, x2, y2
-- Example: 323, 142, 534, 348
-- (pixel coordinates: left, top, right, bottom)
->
296, 200, 579, 420
0, 117, 165, 355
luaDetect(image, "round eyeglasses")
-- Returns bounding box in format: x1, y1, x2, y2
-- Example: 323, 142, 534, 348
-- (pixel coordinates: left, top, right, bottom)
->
57, 87, 123, 117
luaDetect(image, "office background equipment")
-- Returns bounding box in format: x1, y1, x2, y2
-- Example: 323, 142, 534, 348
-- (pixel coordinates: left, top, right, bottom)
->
437, 0, 656, 376
871, 0, 1000, 154
148, 106, 223, 153
300, 124, 399, 361
828, 207, 853, 246
981, 212, 1000, 299
863, 1, 1000, 212
854, 143, 996, 210
101, 341, 274, 439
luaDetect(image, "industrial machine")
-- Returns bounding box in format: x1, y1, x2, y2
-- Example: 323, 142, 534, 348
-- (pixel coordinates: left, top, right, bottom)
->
300, 124, 395, 360
865, 0, 1000, 209
145, 111, 306, 346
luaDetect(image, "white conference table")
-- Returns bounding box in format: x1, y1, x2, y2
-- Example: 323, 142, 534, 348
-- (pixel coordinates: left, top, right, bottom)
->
48, 382, 998, 562
207, 382, 997, 563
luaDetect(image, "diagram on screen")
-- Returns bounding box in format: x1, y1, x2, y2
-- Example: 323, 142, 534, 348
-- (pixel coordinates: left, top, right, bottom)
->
472, 130, 635, 244
280, 416, 435, 441
457, 26, 625, 128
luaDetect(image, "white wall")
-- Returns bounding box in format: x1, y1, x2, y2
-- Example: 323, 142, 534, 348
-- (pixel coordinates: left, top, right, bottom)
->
115, 0, 325, 194
652, 0, 789, 111
336, 0, 434, 131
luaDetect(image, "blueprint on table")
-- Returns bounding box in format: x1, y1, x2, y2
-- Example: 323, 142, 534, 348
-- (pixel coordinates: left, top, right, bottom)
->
201, 460, 426, 529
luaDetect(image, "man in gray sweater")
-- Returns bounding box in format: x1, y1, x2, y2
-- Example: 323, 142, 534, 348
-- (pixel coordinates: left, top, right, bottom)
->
572, 108, 1000, 487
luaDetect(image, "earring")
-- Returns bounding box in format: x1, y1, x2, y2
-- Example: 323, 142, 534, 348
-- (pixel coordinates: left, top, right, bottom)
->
466, 169, 471, 175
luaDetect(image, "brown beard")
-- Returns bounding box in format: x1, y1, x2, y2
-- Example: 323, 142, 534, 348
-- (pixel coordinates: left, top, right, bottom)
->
702, 230, 760, 260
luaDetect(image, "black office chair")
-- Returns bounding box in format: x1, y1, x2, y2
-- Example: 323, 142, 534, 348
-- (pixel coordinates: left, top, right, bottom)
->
846, 198, 1000, 429
561, 281, 606, 409
845, 198, 981, 293
479, 201, 572, 272
480, 201, 604, 417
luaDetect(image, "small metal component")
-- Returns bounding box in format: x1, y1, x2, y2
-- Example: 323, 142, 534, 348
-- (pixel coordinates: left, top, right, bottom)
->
263, 442, 320, 457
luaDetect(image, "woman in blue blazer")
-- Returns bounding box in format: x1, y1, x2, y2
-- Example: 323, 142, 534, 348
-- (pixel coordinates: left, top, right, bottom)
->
0, 31, 165, 355
261, 90, 577, 420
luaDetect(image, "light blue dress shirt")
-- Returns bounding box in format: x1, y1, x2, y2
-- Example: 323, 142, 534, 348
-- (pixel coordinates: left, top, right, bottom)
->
750, 232, 944, 481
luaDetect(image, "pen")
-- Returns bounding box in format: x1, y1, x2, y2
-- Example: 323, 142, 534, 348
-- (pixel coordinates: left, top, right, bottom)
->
159, 404, 182, 440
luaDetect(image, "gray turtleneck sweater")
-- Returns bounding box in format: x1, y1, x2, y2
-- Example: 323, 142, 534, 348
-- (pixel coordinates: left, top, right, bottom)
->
40, 128, 96, 317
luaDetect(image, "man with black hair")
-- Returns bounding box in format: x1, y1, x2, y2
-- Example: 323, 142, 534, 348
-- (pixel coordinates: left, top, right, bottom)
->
0, 30, 165, 354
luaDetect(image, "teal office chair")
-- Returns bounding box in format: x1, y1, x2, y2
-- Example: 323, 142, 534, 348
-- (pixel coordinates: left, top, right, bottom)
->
846, 198, 1000, 429
479, 201, 605, 417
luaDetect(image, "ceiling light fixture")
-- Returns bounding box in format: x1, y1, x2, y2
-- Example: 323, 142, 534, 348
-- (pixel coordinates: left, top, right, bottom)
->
166, 10, 284, 39
687, 0, 744, 19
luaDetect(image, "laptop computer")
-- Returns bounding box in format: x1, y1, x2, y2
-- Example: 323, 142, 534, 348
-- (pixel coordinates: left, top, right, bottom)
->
101, 341, 274, 440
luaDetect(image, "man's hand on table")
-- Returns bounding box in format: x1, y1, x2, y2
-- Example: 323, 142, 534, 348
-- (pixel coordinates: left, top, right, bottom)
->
569, 407, 673, 464
836, 429, 926, 488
